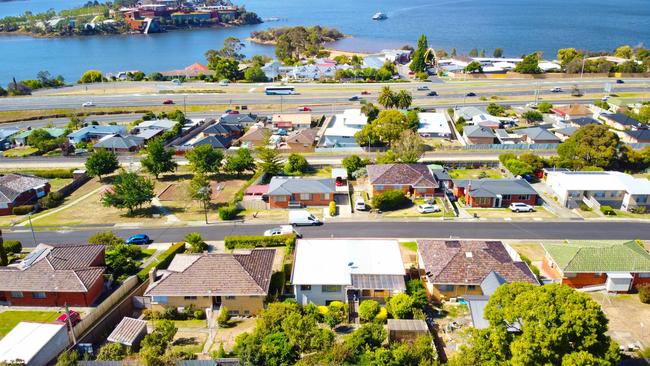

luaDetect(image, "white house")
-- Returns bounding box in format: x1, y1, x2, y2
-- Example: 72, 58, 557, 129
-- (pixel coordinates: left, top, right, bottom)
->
322, 109, 368, 147
417, 112, 451, 138
546, 171, 650, 211
291, 239, 407, 305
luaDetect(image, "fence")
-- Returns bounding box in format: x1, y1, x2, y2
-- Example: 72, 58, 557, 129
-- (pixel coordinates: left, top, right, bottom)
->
56, 173, 90, 197
238, 199, 269, 211
462, 143, 560, 151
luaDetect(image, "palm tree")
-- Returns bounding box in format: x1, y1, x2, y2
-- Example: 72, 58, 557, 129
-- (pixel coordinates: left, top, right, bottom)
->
395, 90, 413, 110
378, 86, 396, 109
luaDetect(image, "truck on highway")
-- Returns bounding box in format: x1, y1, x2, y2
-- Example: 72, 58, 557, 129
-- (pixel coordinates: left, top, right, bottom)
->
289, 209, 322, 226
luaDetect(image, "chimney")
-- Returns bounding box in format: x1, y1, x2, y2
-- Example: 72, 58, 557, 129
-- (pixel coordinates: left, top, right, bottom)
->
149, 268, 157, 283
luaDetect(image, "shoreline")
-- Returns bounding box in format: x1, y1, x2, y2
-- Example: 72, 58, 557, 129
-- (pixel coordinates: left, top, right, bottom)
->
247, 35, 369, 57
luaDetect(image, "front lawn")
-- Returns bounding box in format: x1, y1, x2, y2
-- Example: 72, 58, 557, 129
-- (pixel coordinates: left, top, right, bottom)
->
449, 168, 504, 180
384, 198, 455, 218
611, 209, 650, 219
2, 147, 39, 158
465, 207, 556, 219
0, 311, 60, 338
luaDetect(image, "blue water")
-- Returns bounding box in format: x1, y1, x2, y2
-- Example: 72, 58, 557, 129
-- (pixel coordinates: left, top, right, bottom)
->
0, 0, 649, 83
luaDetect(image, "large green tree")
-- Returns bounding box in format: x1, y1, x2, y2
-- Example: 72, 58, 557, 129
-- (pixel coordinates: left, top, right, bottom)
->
378, 86, 397, 109
514, 53, 542, 74
464, 61, 483, 73
85, 149, 119, 181
102, 171, 155, 215
557, 124, 621, 170
255, 130, 282, 174
189, 174, 212, 224
449, 283, 620, 366
223, 148, 256, 177
394, 89, 413, 110
373, 110, 410, 146
140, 138, 177, 179
392, 129, 424, 163
186, 144, 224, 175
284, 153, 309, 174
409, 34, 429, 73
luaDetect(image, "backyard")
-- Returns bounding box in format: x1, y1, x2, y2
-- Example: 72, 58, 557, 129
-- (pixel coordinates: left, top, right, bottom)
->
0, 310, 60, 338
449, 168, 505, 180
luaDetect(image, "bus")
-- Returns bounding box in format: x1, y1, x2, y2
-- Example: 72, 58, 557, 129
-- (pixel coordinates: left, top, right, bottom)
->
265, 86, 295, 95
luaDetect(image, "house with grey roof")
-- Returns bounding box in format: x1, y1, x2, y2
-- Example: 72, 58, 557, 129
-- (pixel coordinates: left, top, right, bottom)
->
0, 128, 20, 149
219, 113, 258, 127
93, 135, 144, 153
267, 177, 336, 208
463, 125, 496, 145
366, 164, 438, 198
189, 135, 232, 149
452, 179, 539, 207
144, 249, 275, 316
516, 127, 561, 144
552, 126, 578, 141
466, 272, 510, 329
622, 128, 650, 143
599, 113, 644, 130
454, 106, 484, 121
68, 125, 127, 144
0, 173, 50, 215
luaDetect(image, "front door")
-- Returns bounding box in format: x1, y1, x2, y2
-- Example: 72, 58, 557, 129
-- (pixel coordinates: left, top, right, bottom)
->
212, 296, 222, 308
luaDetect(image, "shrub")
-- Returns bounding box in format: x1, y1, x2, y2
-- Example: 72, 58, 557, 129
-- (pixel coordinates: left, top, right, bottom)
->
218, 205, 240, 220
4, 240, 22, 254
639, 284, 650, 304
359, 300, 380, 323
142, 309, 161, 320
194, 309, 206, 320
96, 343, 128, 361
185, 232, 208, 253
329, 201, 337, 217
39, 191, 64, 209
520, 255, 541, 279
386, 293, 415, 319
24, 169, 74, 179
629, 206, 646, 214
371, 190, 409, 211
12, 205, 34, 215
375, 307, 388, 323
137, 241, 186, 281
415, 71, 429, 80
579, 203, 592, 211
600, 205, 615, 215
218, 306, 231, 327
224, 234, 296, 250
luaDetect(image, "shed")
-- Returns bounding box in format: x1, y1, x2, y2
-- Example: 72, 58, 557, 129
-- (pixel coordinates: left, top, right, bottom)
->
0, 322, 69, 366
107, 317, 148, 349
387, 319, 429, 343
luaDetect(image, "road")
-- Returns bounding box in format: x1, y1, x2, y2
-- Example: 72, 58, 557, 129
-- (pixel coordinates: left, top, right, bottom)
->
6, 221, 650, 246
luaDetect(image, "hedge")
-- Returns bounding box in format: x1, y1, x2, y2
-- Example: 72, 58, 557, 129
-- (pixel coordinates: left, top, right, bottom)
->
224, 234, 296, 250
23, 169, 74, 179
218, 205, 241, 220
329, 201, 337, 217
371, 190, 409, 211
639, 284, 650, 304
137, 241, 186, 281
600, 205, 615, 216
4, 240, 22, 254
231, 170, 265, 206
12, 205, 35, 215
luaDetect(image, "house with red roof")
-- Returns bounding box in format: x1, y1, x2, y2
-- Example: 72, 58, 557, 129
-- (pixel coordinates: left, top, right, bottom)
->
366, 164, 438, 198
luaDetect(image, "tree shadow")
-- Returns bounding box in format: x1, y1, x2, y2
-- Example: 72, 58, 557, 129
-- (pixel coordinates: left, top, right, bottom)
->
173, 337, 199, 346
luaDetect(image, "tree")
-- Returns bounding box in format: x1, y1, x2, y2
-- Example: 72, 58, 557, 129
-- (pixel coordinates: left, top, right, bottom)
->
514, 53, 542, 74
406, 279, 428, 309
224, 148, 256, 177
102, 171, 155, 215
218, 306, 231, 327
85, 149, 119, 181
505, 159, 534, 176
464, 61, 483, 73
284, 153, 309, 174
27, 128, 59, 153
207, 56, 240, 81
88, 231, 125, 249
55, 350, 79, 366
342, 155, 369, 176
189, 174, 212, 224
186, 144, 224, 175
140, 138, 177, 179
371, 189, 408, 211
79, 69, 104, 83
493, 48, 503, 58
361, 102, 380, 122
522, 110, 543, 122
0, 86, 7, 97
557, 124, 621, 170
185, 232, 208, 253
375, 149, 398, 164
394, 89, 413, 110
347, 323, 387, 352
244, 65, 267, 82
486, 103, 506, 116
519, 152, 546, 172
324, 301, 347, 329
378, 86, 396, 109
557, 48, 583, 67
449, 283, 620, 366
373, 110, 410, 146
358, 300, 380, 323
255, 130, 282, 174
0, 231, 7, 266
480, 49, 486, 57
469, 48, 478, 57
537, 101, 554, 113
392, 130, 424, 163
106, 243, 140, 280
96, 343, 128, 360
140, 319, 177, 362
386, 293, 415, 319
614, 44, 634, 59
409, 34, 428, 73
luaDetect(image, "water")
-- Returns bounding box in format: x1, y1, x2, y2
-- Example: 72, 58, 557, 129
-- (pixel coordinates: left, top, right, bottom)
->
1, 0, 649, 83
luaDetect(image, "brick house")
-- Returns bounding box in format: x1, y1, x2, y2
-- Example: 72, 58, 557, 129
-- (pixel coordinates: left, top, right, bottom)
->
541, 241, 650, 292
599, 113, 644, 130
0, 244, 106, 306
145, 249, 275, 316
417, 240, 538, 300
285, 128, 318, 152
366, 164, 438, 198
267, 177, 336, 208
452, 179, 539, 207
271, 114, 312, 130
237, 127, 271, 148
0, 173, 50, 215
463, 125, 496, 145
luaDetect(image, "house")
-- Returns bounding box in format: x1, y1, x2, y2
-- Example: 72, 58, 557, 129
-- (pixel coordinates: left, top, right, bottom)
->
454, 106, 483, 121
417, 240, 538, 300
68, 125, 127, 144
271, 114, 312, 130
427, 164, 453, 190
623, 129, 650, 143
495, 129, 523, 144
463, 125, 496, 145
262, 60, 281, 80
0, 243, 106, 306
545, 171, 650, 211
144, 249, 275, 316
470, 113, 501, 129
552, 126, 578, 141
107, 317, 148, 350
285, 128, 318, 152
219, 113, 258, 127
0, 322, 69, 366
566, 116, 600, 128
550, 104, 592, 121
452, 179, 539, 208
237, 127, 270, 148
132, 128, 165, 142
599, 113, 644, 130
13, 128, 67, 146
292, 239, 406, 305
189, 135, 232, 149
322, 109, 368, 147
0, 128, 20, 149
541, 241, 650, 292
516, 127, 561, 144
93, 134, 145, 153
160, 63, 215, 78
387, 319, 429, 343
366, 164, 438, 198
201, 122, 242, 139
417, 112, 451, 138
465, 272, 509, 329
267, 177, 336, 208
0, 173, 50, 215
134, 119, 178, 132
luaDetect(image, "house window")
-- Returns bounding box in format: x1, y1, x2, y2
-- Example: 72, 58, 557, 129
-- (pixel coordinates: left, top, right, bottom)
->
438, 285, 454, 292
228, 310, 240, 316
300, 285, 312, 291
225, 296, 236, 300
322, 194, 329, 200
501, 195, 511, 200
473, 197, 491, 206
321, 285, 341, 293
565, 273, 576, 278
244, 310, 250, 315
10, 291, 23, 298
467, 285, 476, 290
638, 273, 650, 278
375, 185, 384, 191
274, 195, 287, 202
32, 292, 46, 299
361, 289, 372, 297
300, 193, 311, 200
593, 191, 605, 198
184, 296, 197, 300
415, 188, 427, 193
636, 195, 648, 204
518, 195, 531, 201
152, 296, 168, 304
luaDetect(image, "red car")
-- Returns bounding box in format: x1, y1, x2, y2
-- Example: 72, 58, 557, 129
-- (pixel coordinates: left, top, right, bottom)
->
228, 110, 240, 114
361, 91, 370, 95
162, 99, 174, 105
56, 311, 81, 328
297, 106, 312, 111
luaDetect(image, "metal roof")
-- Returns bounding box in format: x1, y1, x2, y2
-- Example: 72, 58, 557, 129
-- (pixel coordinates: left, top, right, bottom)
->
267, 177, 336, 195
387, 319, 429, 332
351, 274, 406, 291
453, 179, 538, 198
107, 317, 147, 346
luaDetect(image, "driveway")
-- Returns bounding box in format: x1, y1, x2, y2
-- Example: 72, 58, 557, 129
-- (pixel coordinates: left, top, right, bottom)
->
532, 182, 581, 219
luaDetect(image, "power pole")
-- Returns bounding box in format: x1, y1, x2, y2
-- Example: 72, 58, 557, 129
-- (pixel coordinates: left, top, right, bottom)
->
65, 303, 77, 345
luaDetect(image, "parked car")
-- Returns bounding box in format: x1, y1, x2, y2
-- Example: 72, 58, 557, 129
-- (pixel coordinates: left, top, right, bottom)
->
227, 110, 240, 114
224, 109, 233, 114
465, 92, 476, 97
82, 101, 94, 107
355, 198, 368, 211
171, 79, 182, 85
219, 79, 230, 86
289, 210, 322, 226
348, 96, 361, 101
427, 91, 438, 96
335, 177, 345, 186
297, 106, 312, 111
616, 79, 625, 84
361, 91, 371, 95
417, 204, 441, 214
126, 234, 151, 245
601, 95, 610, 102
56, 311, 81, 328
526, 102, 539, 109
509, 202, 535, 212
264, 225, 302, 238
417, 85, 429, 91
550, 87, 562, 93
162, 99, 174, 105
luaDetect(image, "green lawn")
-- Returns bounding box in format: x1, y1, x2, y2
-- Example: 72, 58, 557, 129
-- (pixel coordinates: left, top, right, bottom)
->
0, 311, 60, 338
465, 207, 556, 219
611, 210, 650, 219
449, 168, 504, 180
49, 178, 74, 191
400, 241, 418, 252
2, 147, 39, 158
171, 319, 207, 328
384, 198, 455, 218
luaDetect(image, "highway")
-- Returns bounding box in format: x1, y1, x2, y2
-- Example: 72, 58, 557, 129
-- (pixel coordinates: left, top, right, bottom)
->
5, 221, 650, 246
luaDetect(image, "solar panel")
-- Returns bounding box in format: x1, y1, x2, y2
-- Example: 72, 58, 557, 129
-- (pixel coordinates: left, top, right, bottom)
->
21, 248, 45, 268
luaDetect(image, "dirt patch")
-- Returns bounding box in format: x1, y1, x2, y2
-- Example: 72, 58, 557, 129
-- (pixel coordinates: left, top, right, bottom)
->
588, 293, 650, 349
210, 317, 257, 352
211, 179, 246, 204
158, 183, 184, 201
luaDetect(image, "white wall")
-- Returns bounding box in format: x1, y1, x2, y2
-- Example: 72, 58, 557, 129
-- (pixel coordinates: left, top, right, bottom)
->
294, 284, 346, 306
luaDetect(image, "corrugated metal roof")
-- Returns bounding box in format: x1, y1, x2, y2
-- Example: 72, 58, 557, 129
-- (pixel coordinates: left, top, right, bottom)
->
351, 274, 406, 291
107, 317, 147, 346
387, 319, 428, 332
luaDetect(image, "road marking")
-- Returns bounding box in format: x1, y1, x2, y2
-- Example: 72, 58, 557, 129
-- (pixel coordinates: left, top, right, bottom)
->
248, 87, 256, 93
504, 218, 512, 221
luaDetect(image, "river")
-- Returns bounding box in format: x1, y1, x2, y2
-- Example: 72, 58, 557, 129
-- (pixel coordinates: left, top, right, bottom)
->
1, 0, 649, 83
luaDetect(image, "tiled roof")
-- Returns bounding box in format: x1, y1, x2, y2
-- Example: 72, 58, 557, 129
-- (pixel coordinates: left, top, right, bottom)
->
267, 177, 336, 195
417, 240, 538, 285
145, 249, 275, 296
517, 127, 561, 142
93, 135, 144, 150
191, 135, 232, 149
286, 128, 318, 144
0, 173, 49, 203
551, 104, 591, 117
367, 164, 437, 188
203, 122, 242, 135
543, 241, 650, 273
601, 113, 642, 127
453, 179, 538, 198
626, 129, 650, 141
568, 117, 600, 126
238, 127, 269, 142
107, 317, 148, 346
464, 124, 496, 138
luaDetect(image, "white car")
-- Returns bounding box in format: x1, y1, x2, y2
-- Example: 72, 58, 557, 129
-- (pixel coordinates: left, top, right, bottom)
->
416, 85, 429, 91
82, 101, 94, 107
219, 79, 230, 86
355, 198, 368, 211
509, 202, 535, 212
525, 102, 538, 109
550, 87, 562, 93
417, 204, 440, 214
264, 225, 302, 238
601, 95, 610, 102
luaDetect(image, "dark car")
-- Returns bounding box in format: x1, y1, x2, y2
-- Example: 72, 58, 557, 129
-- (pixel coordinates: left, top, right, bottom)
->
126, 234, 151, 245
56, 311, 81, 328
466, 92, 476, 97
427, 91, 438, 97
361, 91, 370, 95
616, 79, 625, 84
348, 96, 361, 101
162, 99, 174, 105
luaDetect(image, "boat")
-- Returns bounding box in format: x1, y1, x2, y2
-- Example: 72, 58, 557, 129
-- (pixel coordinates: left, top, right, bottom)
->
372, 12, 387, 20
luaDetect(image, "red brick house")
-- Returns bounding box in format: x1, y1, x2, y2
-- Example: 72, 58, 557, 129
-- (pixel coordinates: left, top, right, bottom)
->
541, 241, 650, 292
0, 174, 50, 216
0, 244, 106, 306
366, 164, 438, 198
267, 177, 336, 208
452, 179, 539, 208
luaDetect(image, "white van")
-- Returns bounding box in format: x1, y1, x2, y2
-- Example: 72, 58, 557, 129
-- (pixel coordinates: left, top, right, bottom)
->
355, 198, 367, 211
264, 225, 302, 238
289, 210, 322, 226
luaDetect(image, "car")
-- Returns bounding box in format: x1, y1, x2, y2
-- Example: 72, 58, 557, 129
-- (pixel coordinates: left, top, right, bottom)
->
219, 79, 230, 86
335, 177, 345, 186
465, 92, 476, 97
526, 102, 539, 109
509, 202, 535, 212
228, 110, 240, 114
348, 96, 361, 101
408, 71, 415, 76
56, 311, 81, 328
82, 101, 94, 107
417, 204, 441, 214
224, 109, 233, 114
297, 106, 312, 111
616, 79, 625, 84
426, 91, 438, 97
550, 87, 562, 93
601, 95, 610, 102
171, 79, 182, 85
264, 225, 302, 238
126, 234, 151, 245
162, 99, 174, 105
361, 91, 371, 95
355, 198, 368, 211
417, 85, 429, 91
